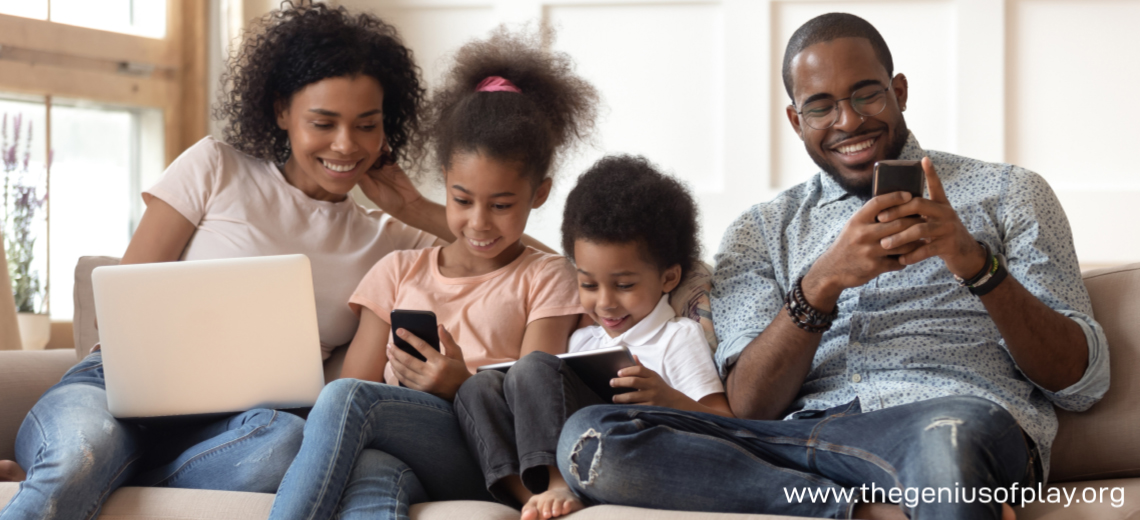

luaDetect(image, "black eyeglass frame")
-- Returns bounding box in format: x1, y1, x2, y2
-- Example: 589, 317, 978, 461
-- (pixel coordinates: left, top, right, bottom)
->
791, 83, 896, 131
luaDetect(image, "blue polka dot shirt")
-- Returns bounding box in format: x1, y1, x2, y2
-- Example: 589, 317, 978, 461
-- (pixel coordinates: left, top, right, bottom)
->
711, 132, 1110, 480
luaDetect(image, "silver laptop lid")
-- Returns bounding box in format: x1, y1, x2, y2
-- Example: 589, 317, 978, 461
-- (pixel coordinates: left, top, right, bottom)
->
92, 254, 324, 418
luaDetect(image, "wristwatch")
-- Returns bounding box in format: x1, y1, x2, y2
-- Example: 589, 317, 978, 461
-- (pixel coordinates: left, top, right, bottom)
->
954, 241, 1008, 296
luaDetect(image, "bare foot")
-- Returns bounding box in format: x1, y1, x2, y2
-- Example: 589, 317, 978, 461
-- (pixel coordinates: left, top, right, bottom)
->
0, 460, 26, 482
521, 486, 583, 520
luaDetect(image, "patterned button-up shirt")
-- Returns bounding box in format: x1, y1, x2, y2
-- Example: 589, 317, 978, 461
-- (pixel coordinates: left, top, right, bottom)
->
711, 132, 1109, 478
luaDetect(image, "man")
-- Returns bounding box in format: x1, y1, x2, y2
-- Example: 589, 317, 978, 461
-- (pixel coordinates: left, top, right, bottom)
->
555, 13, 1108, 520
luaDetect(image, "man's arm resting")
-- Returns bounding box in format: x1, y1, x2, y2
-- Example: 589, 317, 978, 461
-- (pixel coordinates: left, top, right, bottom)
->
980, 274, 1088, 392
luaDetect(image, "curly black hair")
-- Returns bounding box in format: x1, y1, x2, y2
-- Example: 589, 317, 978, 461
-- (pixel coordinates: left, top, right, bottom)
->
214, 1, 425, 166
414, 24, 599, 186
561, 155, 701, 282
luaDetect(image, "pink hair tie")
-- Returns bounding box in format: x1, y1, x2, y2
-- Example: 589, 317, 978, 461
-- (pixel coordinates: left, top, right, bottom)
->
475, 76, 522, 94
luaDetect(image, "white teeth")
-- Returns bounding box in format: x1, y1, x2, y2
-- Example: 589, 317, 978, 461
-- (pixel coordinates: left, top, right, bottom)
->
837, 138, 875, 154
320, 159, 357, 172
469, 238, 496, 247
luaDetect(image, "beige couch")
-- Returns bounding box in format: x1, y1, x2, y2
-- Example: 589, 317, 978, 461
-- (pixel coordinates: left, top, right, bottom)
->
2, 261, 1139, 519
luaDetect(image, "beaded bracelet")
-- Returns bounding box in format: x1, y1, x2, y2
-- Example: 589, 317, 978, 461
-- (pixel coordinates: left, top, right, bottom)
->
784, 276, 838, 333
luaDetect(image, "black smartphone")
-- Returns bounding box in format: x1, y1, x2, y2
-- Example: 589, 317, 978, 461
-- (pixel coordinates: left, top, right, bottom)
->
390, 310, 440, 362
872, 159, 925, 199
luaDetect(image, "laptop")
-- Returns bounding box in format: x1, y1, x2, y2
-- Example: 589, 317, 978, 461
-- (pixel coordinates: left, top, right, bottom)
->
92, 254, 325, 419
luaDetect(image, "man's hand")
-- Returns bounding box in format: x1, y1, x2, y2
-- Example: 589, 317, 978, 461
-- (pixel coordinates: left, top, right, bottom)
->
874, 157, 987, 279
804, 191, 925, 310
610, 356, 688, 408
386, 325, 471, 401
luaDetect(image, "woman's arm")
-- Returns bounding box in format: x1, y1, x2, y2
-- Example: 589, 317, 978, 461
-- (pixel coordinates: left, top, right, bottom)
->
340, 308, 391, 382
120, 197, 196, 265
519, 314, 580, 357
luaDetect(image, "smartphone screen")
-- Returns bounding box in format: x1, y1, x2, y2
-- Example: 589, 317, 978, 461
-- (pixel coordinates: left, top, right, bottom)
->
390, 310, 440, 362
872, 160, 925, 199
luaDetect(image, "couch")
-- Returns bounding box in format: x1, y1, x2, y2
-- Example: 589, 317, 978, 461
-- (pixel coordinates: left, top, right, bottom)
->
2, 259, 1139, 519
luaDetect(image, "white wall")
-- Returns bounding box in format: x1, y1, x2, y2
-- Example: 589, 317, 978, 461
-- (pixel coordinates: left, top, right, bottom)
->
330, 0, 1139, 266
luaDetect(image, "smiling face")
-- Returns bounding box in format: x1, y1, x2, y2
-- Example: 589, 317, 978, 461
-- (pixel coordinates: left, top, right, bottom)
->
573, 240, 681, 338
785, 37, 909, 199
276, 75, 386, 202
444, 152, 552, 269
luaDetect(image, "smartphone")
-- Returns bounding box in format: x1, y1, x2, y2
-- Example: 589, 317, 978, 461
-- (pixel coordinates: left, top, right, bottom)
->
872, 160, 925, 199
390, 310, 440, 362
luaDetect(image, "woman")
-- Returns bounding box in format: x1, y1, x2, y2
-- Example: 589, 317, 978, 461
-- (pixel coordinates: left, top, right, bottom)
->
0, 4, 451, 519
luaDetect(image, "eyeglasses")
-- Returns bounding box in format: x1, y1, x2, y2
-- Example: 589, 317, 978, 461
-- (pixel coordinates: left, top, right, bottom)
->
793, 85, 892, 130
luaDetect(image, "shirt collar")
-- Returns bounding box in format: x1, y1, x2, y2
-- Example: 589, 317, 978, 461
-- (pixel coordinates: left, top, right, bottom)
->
817, 131, 926, 207
591, 294, 675, 347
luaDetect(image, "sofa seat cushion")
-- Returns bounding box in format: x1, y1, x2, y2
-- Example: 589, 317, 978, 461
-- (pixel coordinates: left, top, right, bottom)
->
0, 484, 819, 519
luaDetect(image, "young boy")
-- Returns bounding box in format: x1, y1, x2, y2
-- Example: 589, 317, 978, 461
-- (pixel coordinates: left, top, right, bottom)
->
454, 155, 730, 520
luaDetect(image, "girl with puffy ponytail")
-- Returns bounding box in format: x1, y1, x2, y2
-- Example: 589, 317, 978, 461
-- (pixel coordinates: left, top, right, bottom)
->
267, 25, 598, 520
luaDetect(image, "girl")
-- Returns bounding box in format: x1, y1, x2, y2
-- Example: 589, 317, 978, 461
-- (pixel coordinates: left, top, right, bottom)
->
456, 155, 732, 520
267, 26, 598, 520
0, 3, 447, 519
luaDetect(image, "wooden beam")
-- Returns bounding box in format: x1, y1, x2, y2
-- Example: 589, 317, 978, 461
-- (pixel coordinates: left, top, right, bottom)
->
0, 13, 178, 69
0, 60, 176, 109
178, 0, 210, 157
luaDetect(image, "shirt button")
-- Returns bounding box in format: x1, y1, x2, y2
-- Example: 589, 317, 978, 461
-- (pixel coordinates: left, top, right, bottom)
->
851, 373, 862, 383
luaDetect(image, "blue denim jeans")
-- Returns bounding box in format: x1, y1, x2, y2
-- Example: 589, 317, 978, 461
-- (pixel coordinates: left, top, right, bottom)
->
268, 379, 492, 520
557, 396, 1040, 520
1, 352, 305, 520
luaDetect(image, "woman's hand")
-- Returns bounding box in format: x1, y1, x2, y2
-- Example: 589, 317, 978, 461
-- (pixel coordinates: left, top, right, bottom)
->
386, 325, 471, 401
610, 356, 688, 409
357, 149, 425, 220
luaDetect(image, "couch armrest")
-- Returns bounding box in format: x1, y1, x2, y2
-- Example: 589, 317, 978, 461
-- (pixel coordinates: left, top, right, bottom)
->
0, 350, 78, 461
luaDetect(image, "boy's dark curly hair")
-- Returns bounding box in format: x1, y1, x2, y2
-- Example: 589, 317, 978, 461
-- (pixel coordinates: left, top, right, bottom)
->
562, 155, 701, 281
415, 25, 599, 186
214, 1, 424, 166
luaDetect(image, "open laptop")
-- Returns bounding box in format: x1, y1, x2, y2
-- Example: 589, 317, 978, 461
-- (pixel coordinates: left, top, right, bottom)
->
92, 254, 325, 419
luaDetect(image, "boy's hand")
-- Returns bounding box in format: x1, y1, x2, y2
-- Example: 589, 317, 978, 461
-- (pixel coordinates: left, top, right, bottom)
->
387, 325, 470, 401
610, 356, 687, 409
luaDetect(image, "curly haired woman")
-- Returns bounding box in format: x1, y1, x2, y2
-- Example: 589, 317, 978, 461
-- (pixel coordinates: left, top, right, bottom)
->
0, 3, 464, 519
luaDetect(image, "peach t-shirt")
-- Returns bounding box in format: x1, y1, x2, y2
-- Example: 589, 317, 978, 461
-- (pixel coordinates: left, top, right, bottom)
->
144, 137, 437, 357
350, 246, 582, 384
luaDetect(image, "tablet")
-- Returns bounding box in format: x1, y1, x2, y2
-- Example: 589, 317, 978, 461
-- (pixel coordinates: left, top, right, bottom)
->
477, 346, 636, 402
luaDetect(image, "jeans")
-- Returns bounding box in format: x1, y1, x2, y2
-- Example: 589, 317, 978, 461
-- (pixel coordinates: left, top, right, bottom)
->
267, 379, 492, 520
557, 396, 1040, 520
454, 352, 605, 504
1, 351, 306, 520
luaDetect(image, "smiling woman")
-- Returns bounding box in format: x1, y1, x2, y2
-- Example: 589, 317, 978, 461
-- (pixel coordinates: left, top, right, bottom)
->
0, 3, 457, 520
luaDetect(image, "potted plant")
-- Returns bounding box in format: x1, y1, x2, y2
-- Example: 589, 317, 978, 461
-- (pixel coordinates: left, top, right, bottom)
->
2, 112, 50, 350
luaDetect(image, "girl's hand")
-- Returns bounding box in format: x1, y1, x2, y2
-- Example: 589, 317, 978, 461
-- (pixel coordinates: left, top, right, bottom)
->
609, 355, 687, 409
386, 325, 471, 401
357, 144, 424, 219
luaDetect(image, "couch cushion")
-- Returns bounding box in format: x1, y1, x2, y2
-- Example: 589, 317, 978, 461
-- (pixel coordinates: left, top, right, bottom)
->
1049, 263, 1140, 483
73, 255, 120, 358
0, 350, 79, 461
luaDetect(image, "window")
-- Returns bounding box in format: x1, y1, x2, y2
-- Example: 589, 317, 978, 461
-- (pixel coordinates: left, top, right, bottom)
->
0, 0, 166, 38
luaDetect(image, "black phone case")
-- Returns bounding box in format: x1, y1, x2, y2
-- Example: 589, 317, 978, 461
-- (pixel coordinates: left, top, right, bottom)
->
390, 310, 440, 362
872, 160, 925, 198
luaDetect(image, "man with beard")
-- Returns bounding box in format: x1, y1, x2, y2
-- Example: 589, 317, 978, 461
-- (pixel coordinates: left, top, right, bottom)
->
554, 13, 1108, 520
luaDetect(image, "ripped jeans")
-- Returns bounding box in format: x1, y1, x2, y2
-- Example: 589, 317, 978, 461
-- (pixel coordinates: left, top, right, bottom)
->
557, 396, 1041, 520
1, 351, 305, 520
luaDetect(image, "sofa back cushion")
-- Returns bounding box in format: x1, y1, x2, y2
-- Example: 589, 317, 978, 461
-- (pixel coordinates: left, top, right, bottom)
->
1049, 263, 1140, 483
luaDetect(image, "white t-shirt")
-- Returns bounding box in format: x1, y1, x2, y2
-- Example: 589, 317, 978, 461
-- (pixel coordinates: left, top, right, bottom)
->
144, 137, 437, 357
569, 295, 724, 402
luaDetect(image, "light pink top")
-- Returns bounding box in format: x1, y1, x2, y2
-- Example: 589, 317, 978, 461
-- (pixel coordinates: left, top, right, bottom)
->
350, 246, 582, 384
144, 137, 437, 357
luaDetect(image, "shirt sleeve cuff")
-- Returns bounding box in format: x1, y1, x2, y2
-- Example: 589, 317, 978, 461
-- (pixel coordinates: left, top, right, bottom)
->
714, 331, 760, 380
